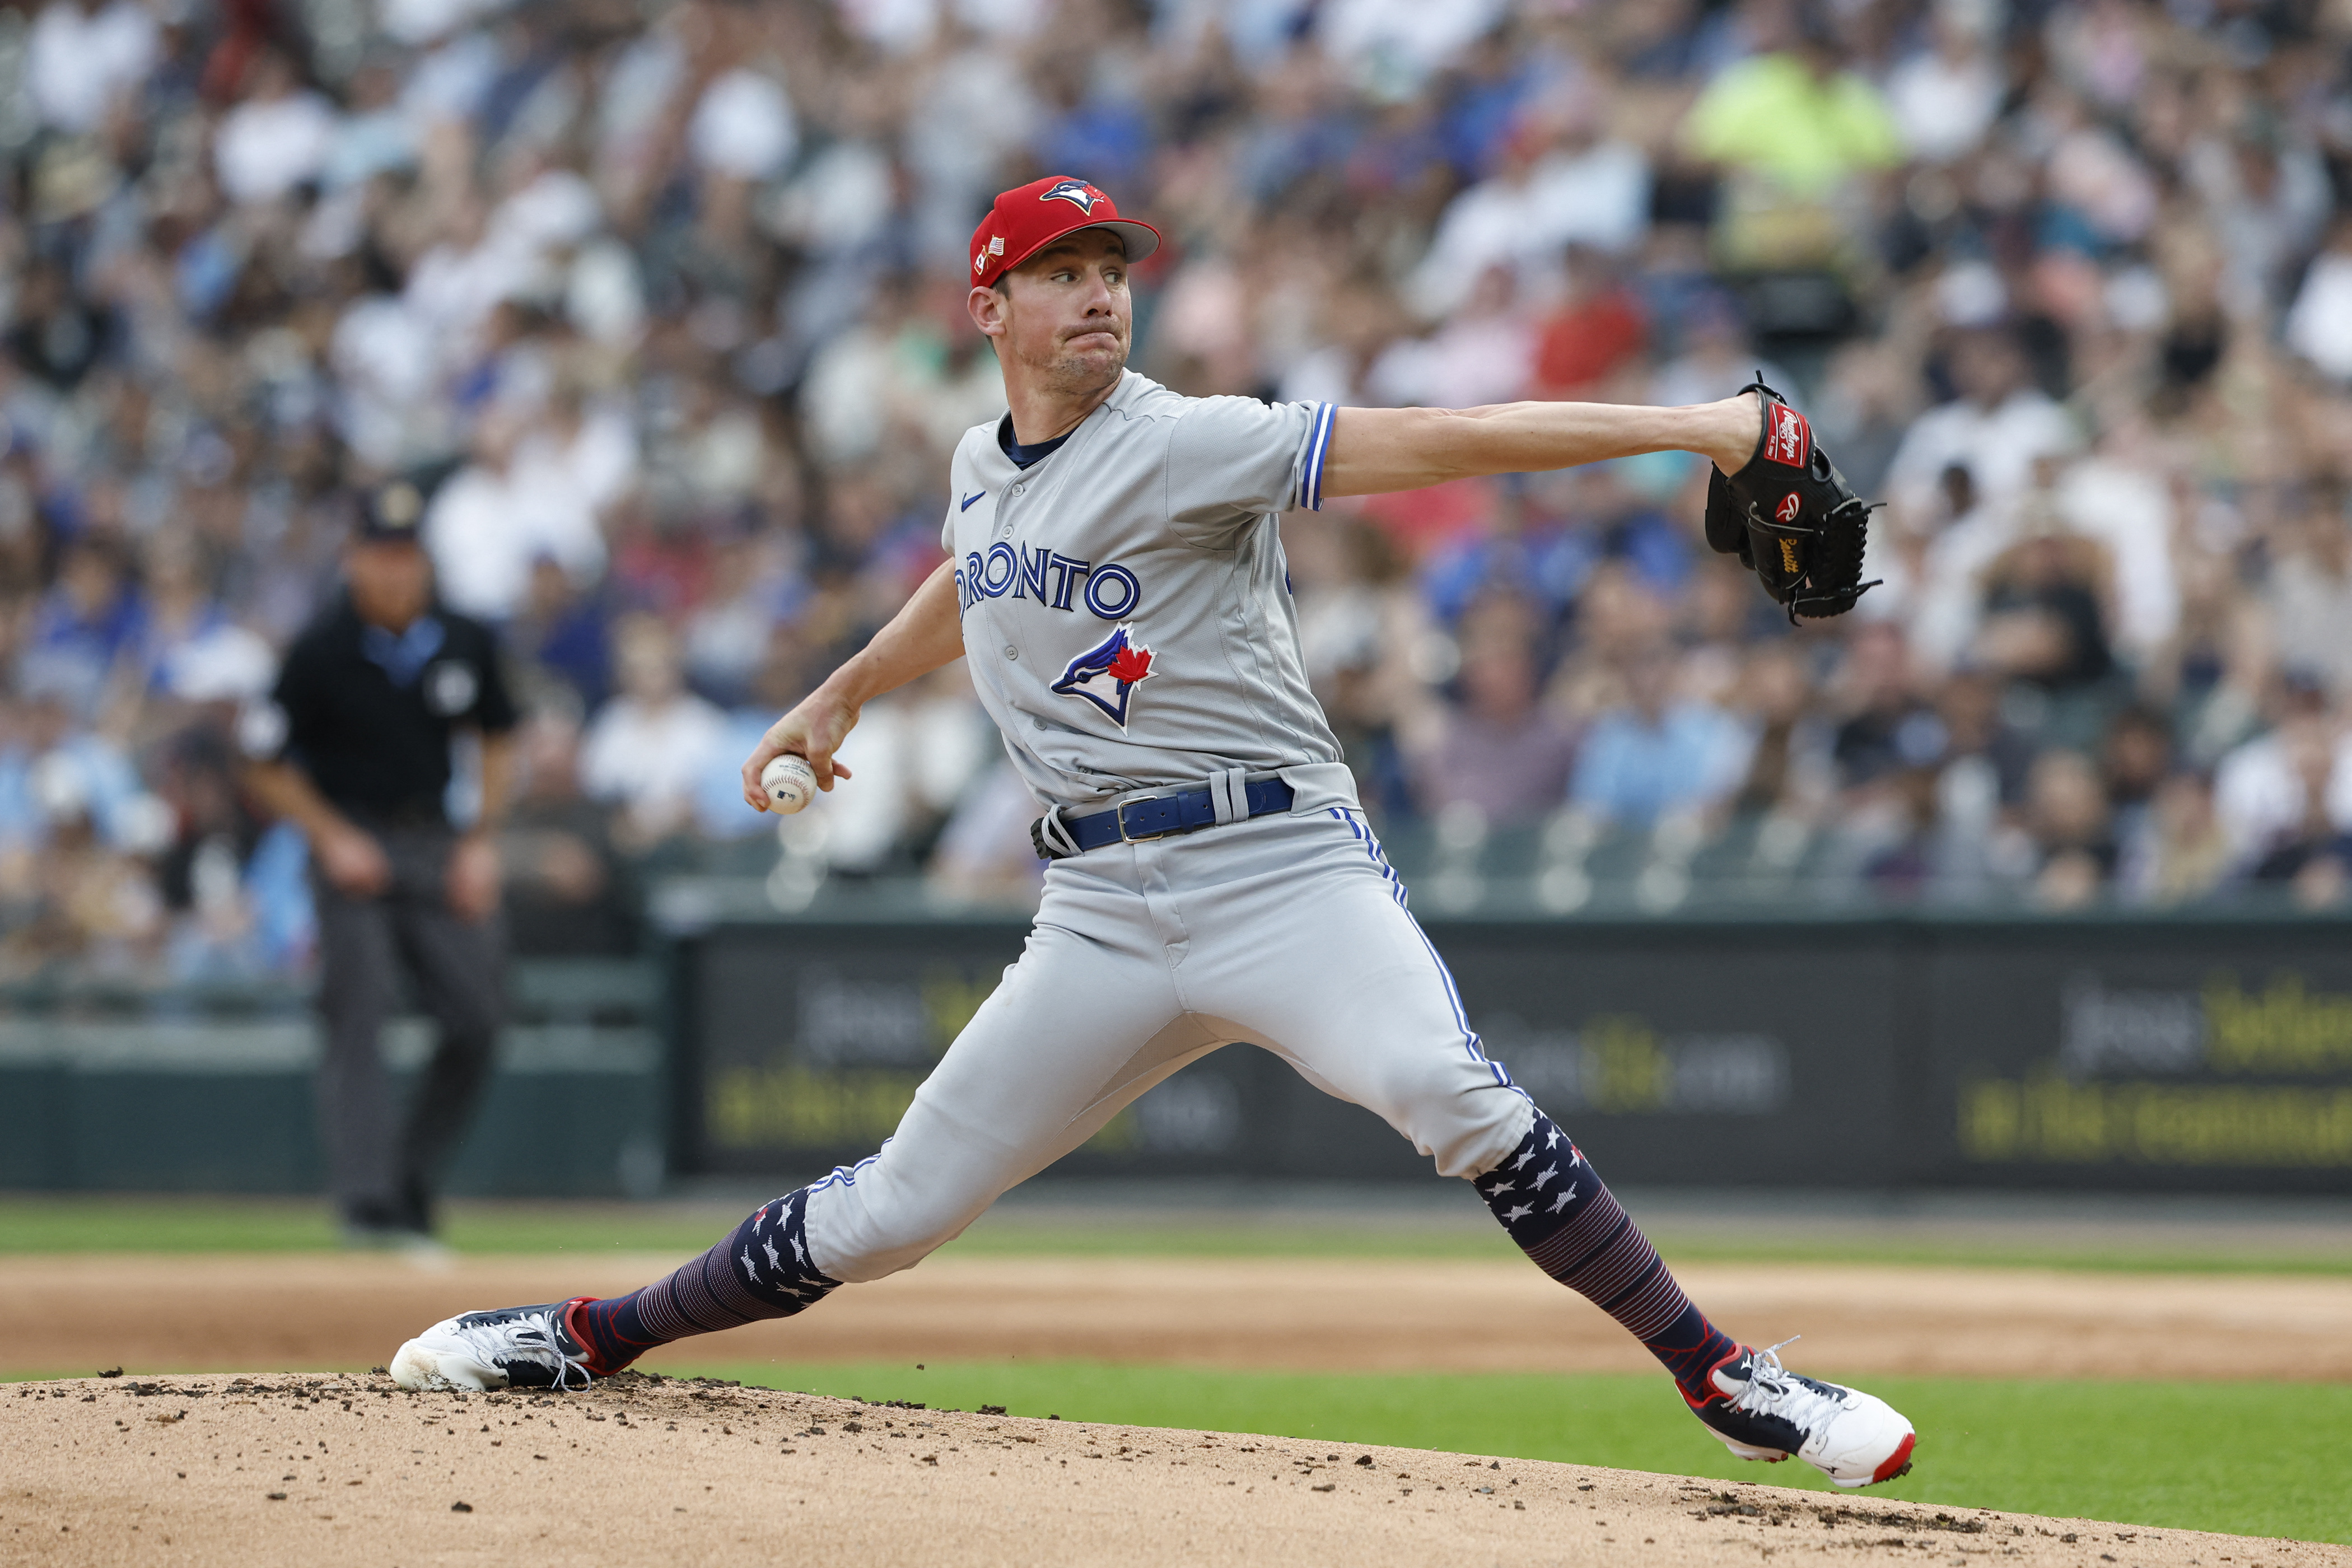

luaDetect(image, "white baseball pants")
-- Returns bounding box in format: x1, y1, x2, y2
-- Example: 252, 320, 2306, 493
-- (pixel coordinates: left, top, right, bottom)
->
801, 804, 1534, 1282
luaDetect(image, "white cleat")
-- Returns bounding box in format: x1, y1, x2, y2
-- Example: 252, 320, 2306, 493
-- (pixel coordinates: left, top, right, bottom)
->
1690, 1338, 1916, 1489
389, 1298, 596, 1392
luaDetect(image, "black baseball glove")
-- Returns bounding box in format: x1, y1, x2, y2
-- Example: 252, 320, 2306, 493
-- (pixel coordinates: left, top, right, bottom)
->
1702, 377, 1881, 620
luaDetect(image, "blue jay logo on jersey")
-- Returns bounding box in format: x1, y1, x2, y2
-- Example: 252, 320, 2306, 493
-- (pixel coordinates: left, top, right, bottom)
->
1039, 178, 1104, 214
1051, 623, 1156, 726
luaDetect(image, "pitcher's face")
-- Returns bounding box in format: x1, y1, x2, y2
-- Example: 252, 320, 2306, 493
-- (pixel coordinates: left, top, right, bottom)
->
971, 229, 1132, 402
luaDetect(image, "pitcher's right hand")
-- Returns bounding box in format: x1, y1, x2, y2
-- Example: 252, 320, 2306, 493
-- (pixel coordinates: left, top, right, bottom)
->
741, 693, 858, 814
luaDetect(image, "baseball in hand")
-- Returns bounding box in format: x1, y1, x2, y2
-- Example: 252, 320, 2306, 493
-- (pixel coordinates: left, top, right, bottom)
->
761, 754, 818, 814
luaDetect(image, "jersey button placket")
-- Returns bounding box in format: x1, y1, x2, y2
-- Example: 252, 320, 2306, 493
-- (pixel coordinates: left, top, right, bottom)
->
991, 482, 1017, 664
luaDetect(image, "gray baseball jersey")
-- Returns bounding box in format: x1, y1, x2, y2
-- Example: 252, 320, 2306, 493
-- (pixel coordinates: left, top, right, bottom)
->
792, 368, 1530, 1284
942, 370, 1346, 811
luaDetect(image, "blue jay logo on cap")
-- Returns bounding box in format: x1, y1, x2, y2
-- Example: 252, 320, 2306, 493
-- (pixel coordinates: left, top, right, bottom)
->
1039, 178, 1103, 214
1052, 623, 1155, 727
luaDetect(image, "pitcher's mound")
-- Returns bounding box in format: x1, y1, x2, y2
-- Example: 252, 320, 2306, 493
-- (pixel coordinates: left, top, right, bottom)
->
7, 1373, 2337, 1567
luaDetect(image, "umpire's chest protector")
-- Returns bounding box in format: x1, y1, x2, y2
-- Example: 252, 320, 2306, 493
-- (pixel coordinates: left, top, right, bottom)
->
943, 371, 1347, 813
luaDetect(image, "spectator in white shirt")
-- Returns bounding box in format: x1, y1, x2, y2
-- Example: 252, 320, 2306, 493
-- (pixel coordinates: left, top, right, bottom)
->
26, 0, 157, 136
212, 50, 339, 207
578, 615, 728, 850
689, 67, 797, 181
424, 391, 628, 624
2212, 685, 2352, 876
1883, 327, 2078, 527
2261, 491, 2352, 701
2286, 220, 2352, 384
1406, 114, 1650, 322
423, 415, 533, 623
1884, 0, 2002, 165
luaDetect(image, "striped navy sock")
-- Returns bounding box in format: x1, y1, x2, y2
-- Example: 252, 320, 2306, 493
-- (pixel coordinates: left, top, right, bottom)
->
568, 1188, 839, 1375
1474, 1109, 1739, 1406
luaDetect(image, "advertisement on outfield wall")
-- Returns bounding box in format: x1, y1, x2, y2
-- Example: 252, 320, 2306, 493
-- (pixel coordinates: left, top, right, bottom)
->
1372, 927, 1907, 1186
676, 918, 2352, 1193
686, 923, 1296, 1181
1924, 934, 2352, 1189
676, 921, 1915, 1188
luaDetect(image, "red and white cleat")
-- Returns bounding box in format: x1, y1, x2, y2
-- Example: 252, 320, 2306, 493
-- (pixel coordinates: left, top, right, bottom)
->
1689, 1338, 1916, 1489
390, 1299, 598, 1392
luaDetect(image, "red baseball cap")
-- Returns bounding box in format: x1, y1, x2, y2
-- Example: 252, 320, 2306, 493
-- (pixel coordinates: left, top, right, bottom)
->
969, 176, 1161, 291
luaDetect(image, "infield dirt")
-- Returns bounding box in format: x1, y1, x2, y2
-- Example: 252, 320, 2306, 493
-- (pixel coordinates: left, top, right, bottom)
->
10, 1371, 2345, 1568
8, 1252, 2350, 1382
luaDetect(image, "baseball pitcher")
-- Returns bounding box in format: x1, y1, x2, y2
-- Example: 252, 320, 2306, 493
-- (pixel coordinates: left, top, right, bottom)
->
390, 176, 1911, 1489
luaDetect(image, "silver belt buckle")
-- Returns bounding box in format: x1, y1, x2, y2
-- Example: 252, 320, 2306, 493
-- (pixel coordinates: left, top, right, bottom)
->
1116, 792, 1180, 844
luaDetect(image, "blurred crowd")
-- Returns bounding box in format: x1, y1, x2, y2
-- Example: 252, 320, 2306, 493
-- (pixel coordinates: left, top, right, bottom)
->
7, 0, 2352, 979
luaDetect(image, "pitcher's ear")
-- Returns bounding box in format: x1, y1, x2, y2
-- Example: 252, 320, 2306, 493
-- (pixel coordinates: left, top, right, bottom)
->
969, 282, 1010, 339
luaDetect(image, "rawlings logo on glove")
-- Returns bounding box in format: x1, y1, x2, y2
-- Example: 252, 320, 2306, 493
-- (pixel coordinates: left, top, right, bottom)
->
1702, 376, 1882, 621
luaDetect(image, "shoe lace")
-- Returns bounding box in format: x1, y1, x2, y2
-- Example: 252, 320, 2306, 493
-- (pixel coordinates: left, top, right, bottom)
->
461, 1307, 590, 1391
1725, 1337, 1842, 1431
548, 1338, 590, 1392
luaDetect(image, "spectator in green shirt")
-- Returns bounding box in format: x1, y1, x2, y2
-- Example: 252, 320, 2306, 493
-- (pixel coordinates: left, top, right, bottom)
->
1680, 13, 1907, 271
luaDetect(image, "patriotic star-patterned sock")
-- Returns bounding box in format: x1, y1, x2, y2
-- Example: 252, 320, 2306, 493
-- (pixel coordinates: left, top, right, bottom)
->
1473, 1109, 1740, 1407
566, 1188, 839, 1375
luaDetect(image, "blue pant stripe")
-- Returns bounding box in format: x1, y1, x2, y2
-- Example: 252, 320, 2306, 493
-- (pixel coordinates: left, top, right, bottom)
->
809, 1144, 888, 1192
1327, 806, 1510, 1087
1328, 806, 1407, 906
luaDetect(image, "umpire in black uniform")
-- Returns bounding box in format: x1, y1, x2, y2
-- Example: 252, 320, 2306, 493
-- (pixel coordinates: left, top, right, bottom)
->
244, 484, 520, 1245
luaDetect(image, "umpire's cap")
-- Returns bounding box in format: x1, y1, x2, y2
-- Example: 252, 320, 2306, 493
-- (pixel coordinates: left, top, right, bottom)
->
969, 176, 1160, 291
357, 477, 428, 543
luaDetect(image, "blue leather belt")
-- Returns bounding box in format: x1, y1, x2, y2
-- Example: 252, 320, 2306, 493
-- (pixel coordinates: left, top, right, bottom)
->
1040, 777, 1295, 857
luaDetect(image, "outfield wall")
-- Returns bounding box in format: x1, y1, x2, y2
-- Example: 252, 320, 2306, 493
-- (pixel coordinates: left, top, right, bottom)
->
0, 960, 665, 1198
668, 912, 2352, 1196
7, 916, 2350, 1197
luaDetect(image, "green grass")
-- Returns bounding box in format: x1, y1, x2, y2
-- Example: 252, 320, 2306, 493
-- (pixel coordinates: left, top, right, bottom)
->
668, 1359, 2351, 1545
2, 1195, 2348, 1276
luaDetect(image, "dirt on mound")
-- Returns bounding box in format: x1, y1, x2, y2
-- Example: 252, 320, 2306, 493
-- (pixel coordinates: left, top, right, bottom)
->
7, 1374, 2341, 1568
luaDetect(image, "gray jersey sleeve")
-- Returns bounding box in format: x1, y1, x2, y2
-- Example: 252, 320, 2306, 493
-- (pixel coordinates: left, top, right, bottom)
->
1165, 397, 1336, 547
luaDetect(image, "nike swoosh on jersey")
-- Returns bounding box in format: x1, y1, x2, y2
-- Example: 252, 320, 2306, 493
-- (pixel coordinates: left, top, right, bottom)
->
960, 491, 986, 511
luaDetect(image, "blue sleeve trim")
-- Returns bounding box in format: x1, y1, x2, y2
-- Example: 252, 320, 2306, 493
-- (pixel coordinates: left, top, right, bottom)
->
1301, 401, 1337, 512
